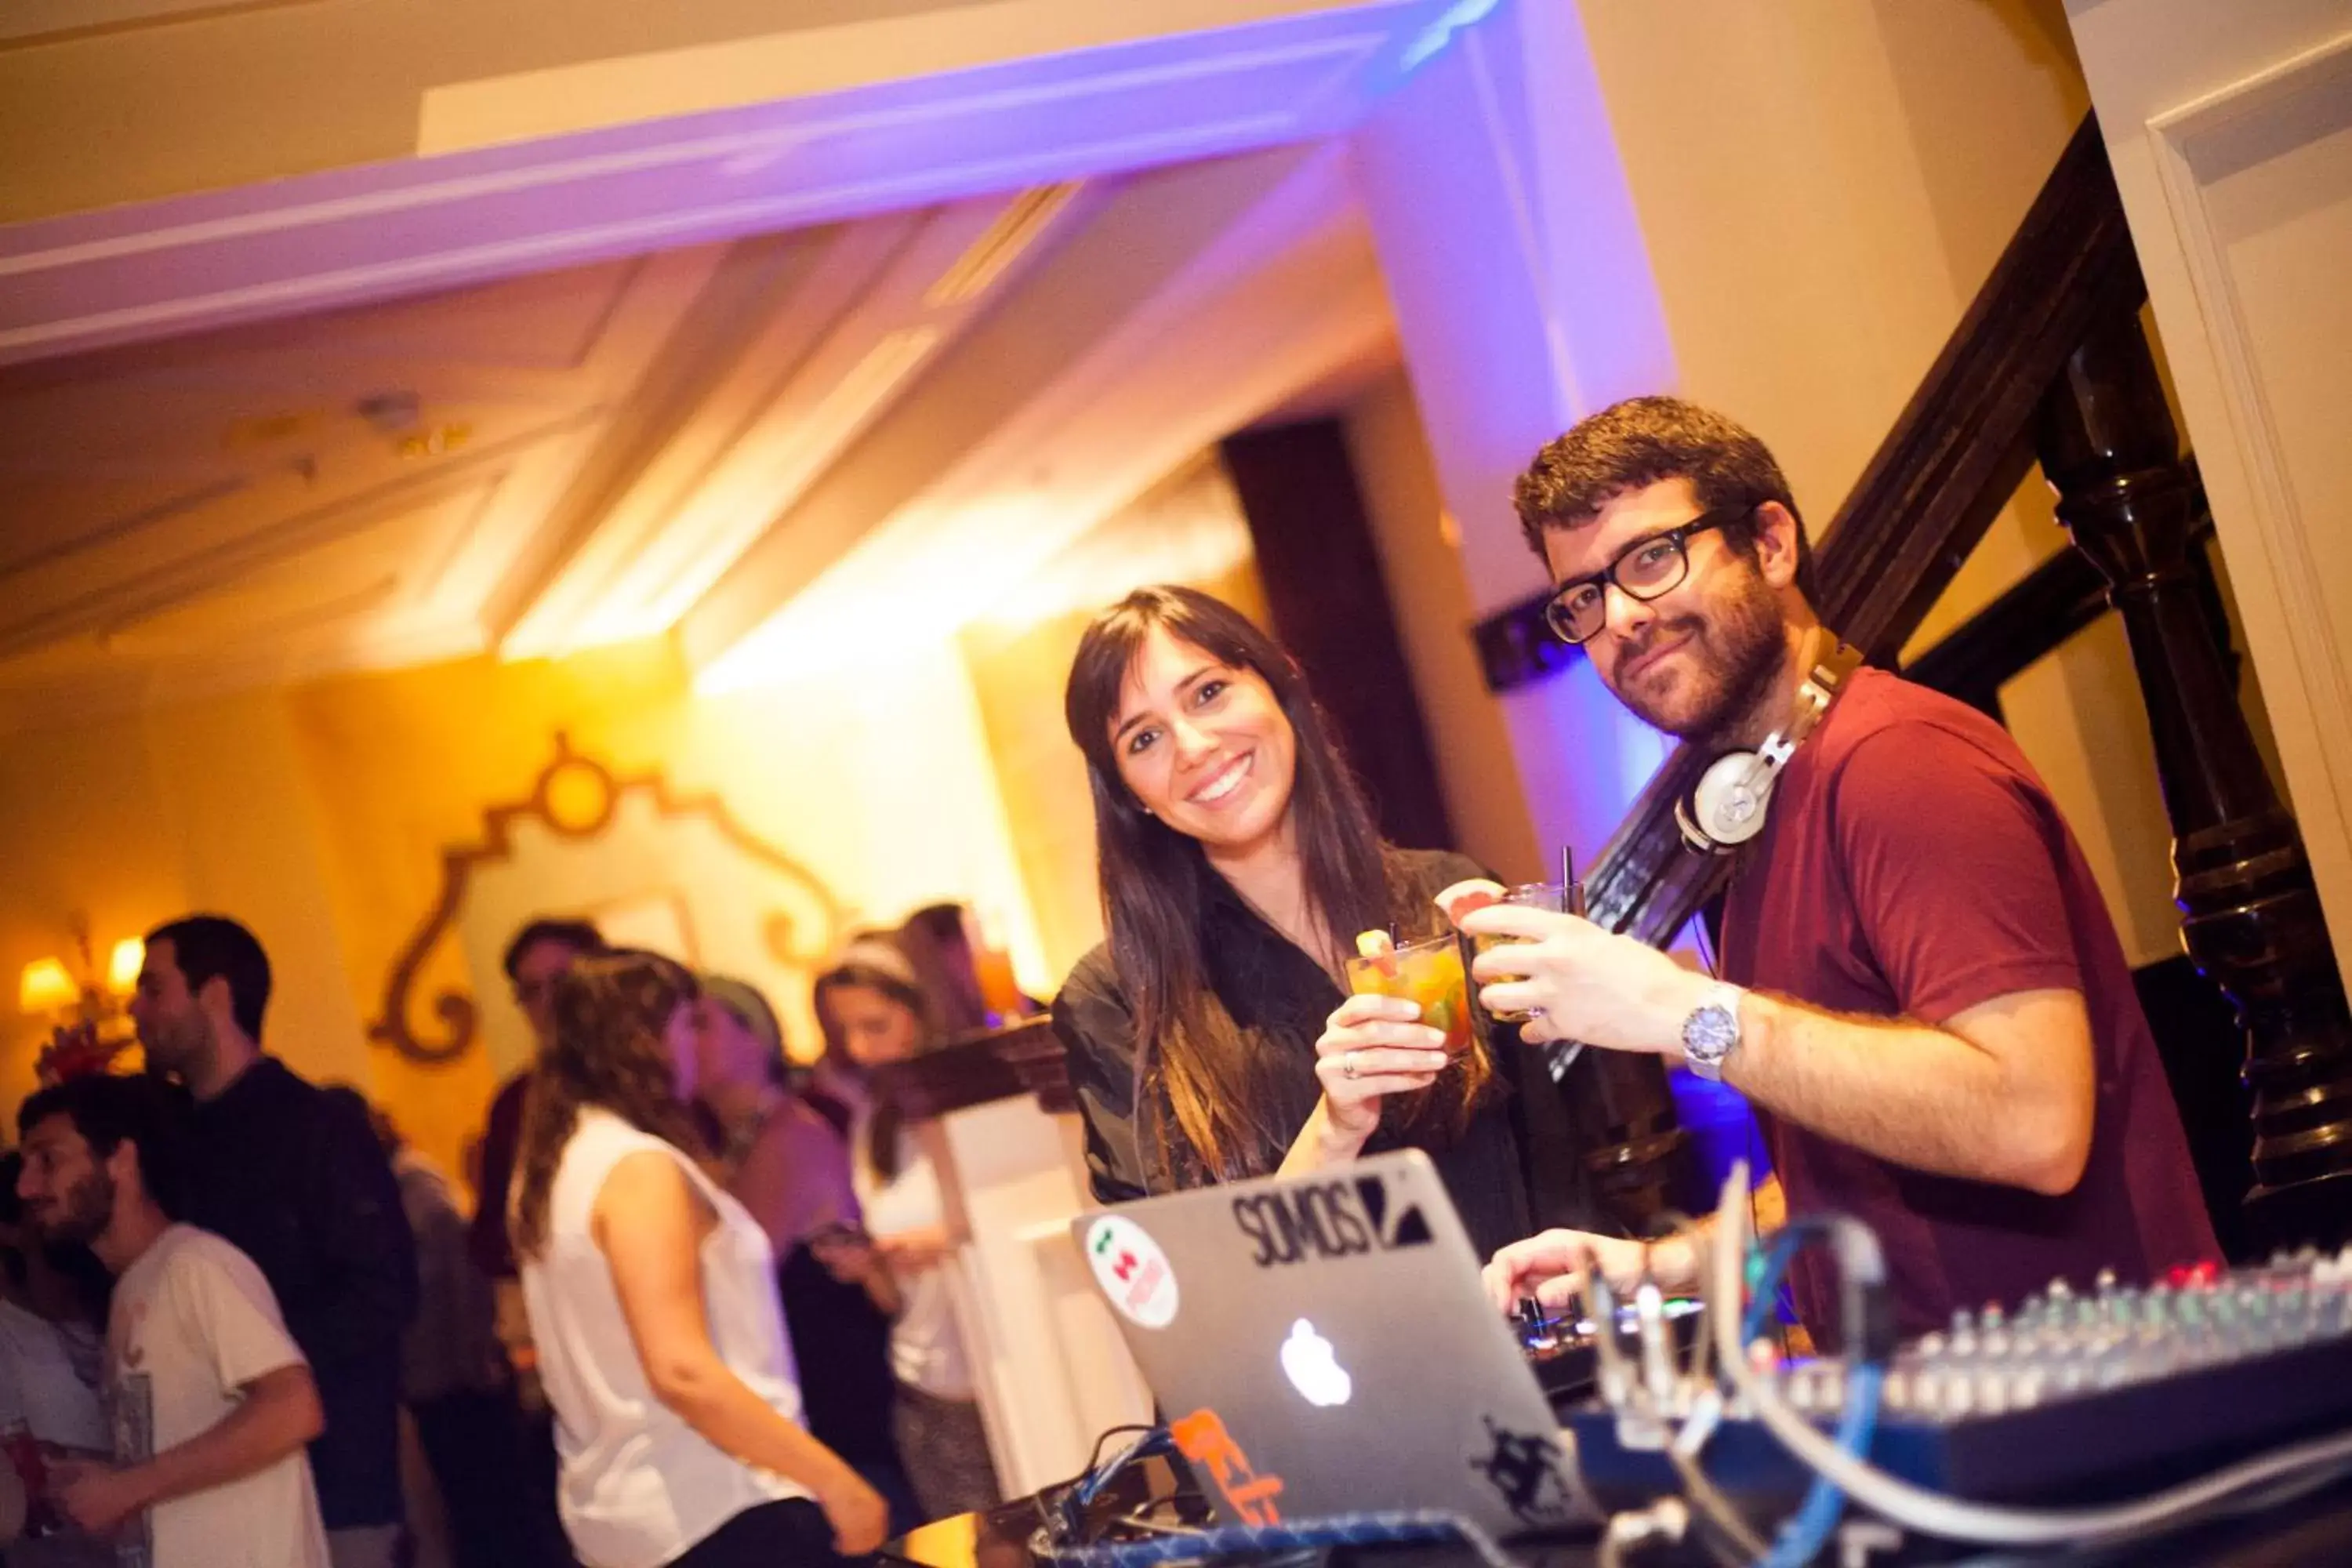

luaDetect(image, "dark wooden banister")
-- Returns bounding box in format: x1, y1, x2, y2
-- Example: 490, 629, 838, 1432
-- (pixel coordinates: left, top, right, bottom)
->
1568, 113, 2352, 1250
1556, 119, 2147, 1228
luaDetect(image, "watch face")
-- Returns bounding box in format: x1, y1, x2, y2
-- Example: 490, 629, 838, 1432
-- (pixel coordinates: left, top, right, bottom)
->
1685, 1004, 1737, 1060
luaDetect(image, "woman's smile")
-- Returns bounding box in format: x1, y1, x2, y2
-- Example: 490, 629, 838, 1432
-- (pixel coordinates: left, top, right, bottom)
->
1186, 750, 1255, 807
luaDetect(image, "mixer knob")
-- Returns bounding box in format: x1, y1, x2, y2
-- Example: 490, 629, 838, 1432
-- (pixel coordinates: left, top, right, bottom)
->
2048, 1277, 2074, 1302
2095, 1268, 2118, 1298
1951, 1307, 1976, 1336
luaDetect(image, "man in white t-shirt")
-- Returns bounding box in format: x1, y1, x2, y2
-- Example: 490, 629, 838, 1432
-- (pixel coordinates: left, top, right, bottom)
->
15, 1075, 328, 1568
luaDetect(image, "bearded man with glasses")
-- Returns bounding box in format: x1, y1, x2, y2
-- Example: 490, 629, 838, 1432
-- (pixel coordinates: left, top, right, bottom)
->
1460, 396, 2216, 1345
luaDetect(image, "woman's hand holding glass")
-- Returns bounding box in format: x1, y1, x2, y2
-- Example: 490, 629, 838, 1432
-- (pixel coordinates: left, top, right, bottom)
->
1311, 991, 1451, 1147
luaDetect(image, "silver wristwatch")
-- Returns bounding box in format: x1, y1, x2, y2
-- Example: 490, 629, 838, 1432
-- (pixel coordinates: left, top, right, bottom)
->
1680, 983, 1745, 1082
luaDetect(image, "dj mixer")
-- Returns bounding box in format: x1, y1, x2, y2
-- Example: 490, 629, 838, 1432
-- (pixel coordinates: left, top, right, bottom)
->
1566, 1250, 2352, 1509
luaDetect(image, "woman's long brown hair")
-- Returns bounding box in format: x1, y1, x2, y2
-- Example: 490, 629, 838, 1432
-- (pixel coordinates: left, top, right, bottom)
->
510, 951, 706, 1260
1062, 586, 1491, 1185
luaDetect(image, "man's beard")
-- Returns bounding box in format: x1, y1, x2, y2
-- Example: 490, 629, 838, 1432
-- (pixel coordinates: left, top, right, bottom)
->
1606, 575, 1786, 744
140, 1010, 213, 1080
31, 1167, 114, 1249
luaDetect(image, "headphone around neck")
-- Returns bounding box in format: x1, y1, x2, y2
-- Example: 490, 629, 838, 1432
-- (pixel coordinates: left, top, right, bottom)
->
1675, 626, 1864, 856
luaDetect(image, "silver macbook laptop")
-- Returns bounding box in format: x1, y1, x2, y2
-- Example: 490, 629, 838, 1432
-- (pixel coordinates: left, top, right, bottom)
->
1072, 1150, 1583, 1539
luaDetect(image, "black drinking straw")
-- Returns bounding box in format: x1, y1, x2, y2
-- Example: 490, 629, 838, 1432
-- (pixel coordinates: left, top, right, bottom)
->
1554, 843, 1590, 1077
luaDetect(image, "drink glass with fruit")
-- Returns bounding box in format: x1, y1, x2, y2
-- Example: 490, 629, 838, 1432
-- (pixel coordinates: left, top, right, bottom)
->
1344, 931, 1472, 1057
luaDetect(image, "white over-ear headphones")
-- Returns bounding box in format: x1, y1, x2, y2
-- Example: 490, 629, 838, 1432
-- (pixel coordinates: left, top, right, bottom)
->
1675, 627, 1863, 855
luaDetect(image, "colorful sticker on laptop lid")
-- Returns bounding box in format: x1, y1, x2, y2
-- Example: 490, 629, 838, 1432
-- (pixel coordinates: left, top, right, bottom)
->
1085, 1214, 1180, 1328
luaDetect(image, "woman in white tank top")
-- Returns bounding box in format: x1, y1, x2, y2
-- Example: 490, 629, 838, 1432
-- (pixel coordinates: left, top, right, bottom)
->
511, 953, 887, 1568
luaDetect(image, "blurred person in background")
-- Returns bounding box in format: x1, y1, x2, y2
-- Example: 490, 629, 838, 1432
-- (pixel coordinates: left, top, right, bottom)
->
809, 949, 1000, 1525
888, 909, 989, 1040
469, 916, 609, 1568
16, 1074, 327, 1568
473, 920, 610, 1281
339, 1091, 549, 1568
691, 976, 916, 1537
129, 916, 414, 1568
2, 1150, 113, 1568
511, 953, 885, 1568
895, 907, 1038, 1037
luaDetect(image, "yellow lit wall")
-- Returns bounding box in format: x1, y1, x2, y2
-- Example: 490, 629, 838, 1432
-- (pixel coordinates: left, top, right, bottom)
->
2, 633, 1047, 1186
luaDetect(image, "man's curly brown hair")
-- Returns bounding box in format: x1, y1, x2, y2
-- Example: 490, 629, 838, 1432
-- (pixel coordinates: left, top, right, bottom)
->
1513, 395, 1819, 608
510, 950, 705, 1260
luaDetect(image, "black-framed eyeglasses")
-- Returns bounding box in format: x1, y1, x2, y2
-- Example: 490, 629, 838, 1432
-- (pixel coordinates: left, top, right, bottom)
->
1542, 505, 1755, 645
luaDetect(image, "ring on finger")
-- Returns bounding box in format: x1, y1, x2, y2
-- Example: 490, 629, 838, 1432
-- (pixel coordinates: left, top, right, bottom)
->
1342, 1049, 1360, 1080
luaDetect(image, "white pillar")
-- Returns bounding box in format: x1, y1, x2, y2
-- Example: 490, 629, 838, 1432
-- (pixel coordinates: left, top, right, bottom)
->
1350, 0, 1679, 865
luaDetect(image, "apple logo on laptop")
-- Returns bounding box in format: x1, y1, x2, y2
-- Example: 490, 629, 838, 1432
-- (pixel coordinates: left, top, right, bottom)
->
1280, 1319, 1352, 1407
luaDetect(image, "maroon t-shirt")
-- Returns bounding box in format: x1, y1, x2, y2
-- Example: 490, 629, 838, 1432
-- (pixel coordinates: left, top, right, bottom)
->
1720, 667, 2217, 1338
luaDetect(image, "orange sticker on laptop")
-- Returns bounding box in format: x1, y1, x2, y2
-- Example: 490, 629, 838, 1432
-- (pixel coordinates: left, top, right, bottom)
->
1085, 1214, 1180, 1329
1171, 1408, 1284, 1525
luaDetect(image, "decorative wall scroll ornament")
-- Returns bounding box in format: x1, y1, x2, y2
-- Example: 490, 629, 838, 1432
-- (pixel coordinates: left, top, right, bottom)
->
368, 732, 844, 1065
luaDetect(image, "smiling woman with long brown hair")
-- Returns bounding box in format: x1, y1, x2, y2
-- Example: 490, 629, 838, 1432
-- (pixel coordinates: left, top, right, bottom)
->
1051, 586, 1534, 1258
510, 952, 885, 1568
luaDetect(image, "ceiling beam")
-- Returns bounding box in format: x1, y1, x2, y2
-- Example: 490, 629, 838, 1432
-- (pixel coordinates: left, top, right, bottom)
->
684, 143, 1390, 686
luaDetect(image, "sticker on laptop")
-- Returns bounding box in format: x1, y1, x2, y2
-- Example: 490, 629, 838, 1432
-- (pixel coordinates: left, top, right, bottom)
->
1085, 1214, 1180, 1328
1171, 1407, 1284, 1524
1467, 1414, 1578, 1529
1229, 1174, 1436, 1268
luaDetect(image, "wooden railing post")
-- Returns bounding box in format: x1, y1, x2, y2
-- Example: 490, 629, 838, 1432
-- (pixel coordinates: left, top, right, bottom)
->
2035, 307, 2352, 1247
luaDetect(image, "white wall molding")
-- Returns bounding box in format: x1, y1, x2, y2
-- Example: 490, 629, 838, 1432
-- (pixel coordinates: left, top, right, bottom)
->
0, 0, 1462, 366
2144, 25, 2352, 953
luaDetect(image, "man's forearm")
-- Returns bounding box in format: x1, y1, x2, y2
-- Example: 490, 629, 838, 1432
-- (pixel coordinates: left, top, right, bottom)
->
1727, 991, 2065, 1191
124, 1368, 322, 1514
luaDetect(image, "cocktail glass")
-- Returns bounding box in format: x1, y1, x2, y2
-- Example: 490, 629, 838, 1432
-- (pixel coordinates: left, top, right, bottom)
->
1344, 934, 1472, 1056
1472, 882, 1576, 1024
